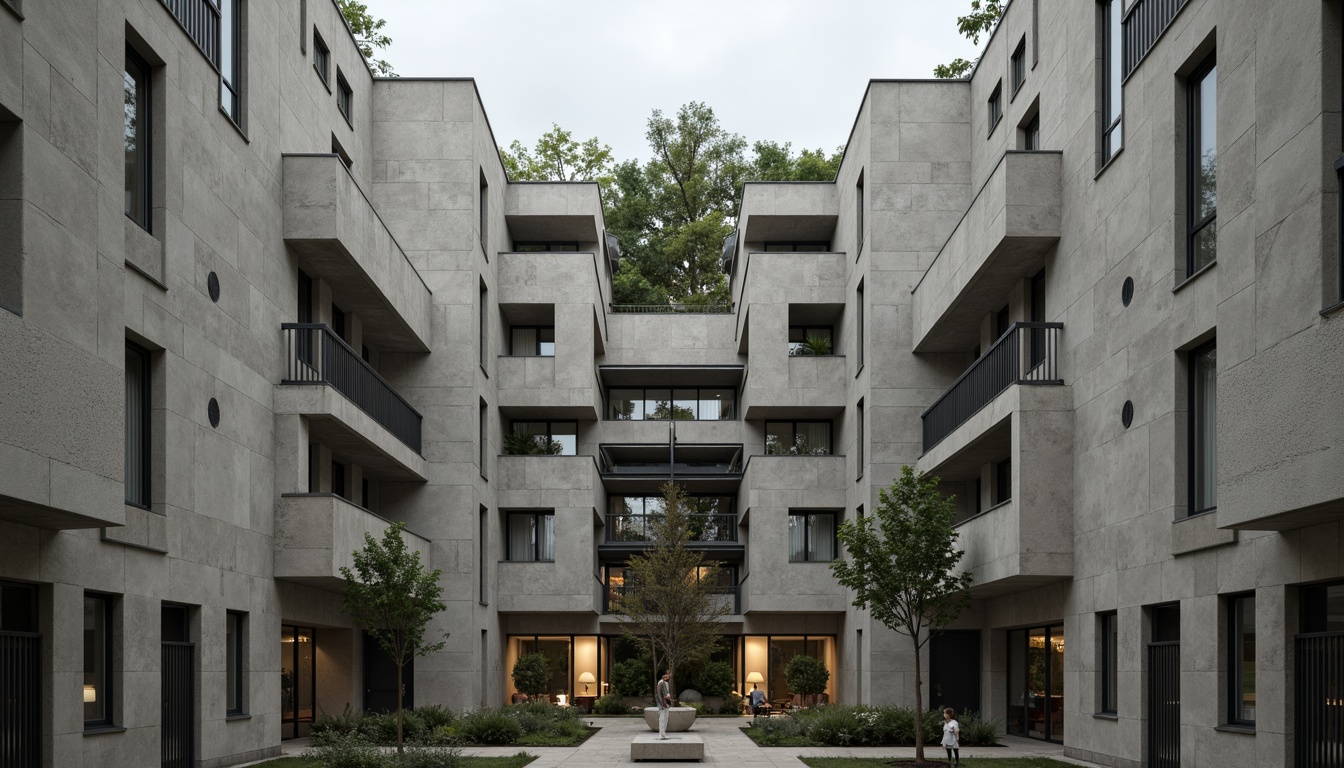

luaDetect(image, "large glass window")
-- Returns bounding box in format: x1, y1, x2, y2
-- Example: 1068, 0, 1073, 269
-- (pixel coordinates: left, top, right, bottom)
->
1187, 54, 1218, 276
788, 511, 837, 562
788, 326, 834, 356
506, 512, 554, 562
606, 496, 735, 542
1100, 612, 1118, 714
124, 48, 151, 231
226, 611, 245, 715
1188, 342, 1217, 516
509, 421, 577, 456
1228, 594, 1255, 726
280, 625, 315, 739
1101, 0, 1123, 163
83, 594, 113, 728
1011, 37, 1027, 95
609, 387, 735, 421
336, 70, 352, 123
510, 326, 555, 356
218, 0, 240, 123
125, 342, 150, 508
1023, 113, 1041, 151
765, 420, 832, 455
988, 82, 1003, 135
1007, 624, 1065, 741
312, 28, 330, 86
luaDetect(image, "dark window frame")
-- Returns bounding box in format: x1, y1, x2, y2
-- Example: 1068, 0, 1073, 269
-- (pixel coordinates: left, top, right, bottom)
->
226, 611, 245, 715
856, 280, 865, 369
217, 0, 242, 127
856, 400, 865, 480
764, 242, 831, 252
479, 283, 488, 368
83, 593, 115, 729
1011, 37, 1027, 96
988, 81, 1004, 135
478, 506, 489, 604
0, 581, 38, 633
1226, 592, 1255, 727
855, 171, 865, 256
330, 460, 346, 500
995, 458, 1013, 505
509, 420, 578, 456
1101, 0, 1124, 164
788, 510, 839, 562
509, 325, 555, 357
335, 69, 352, 126
1100, 611, 1118, 714
1023, 112, 1041, 151
479, 399, 489, 480
1186, 52, 1218, 277
125, 341, 152, 509
607, 387, 737, 421
513, 242, 578, 252
505, 511, 555, 562
1187, 340, 1217, 517
124, 46, 152, 232
479, 171, 489, 257
764, 419, 834, 456
312, 27, 330, 87
788, 325, 835, 355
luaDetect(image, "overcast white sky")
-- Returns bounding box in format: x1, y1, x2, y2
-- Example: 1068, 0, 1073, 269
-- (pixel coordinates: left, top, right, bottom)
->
372, 0, 983, 163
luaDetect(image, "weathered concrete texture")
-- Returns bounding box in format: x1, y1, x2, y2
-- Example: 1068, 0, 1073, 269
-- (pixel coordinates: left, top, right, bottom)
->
274, 493, 432, 589
630, 731, 704, 762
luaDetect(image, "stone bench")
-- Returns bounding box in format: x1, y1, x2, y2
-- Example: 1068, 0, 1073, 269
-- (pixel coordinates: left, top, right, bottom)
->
631, 732, 704, 762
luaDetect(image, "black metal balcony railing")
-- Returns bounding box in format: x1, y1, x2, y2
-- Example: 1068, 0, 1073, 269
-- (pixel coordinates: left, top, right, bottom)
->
609, 303, 733, 314
1122, 0, 1189, 78
921, 322, 1063, 452
282, 323, 423, 454
604, 513, 738, 543
603, 584, 740, 615
161, 0, 221, 66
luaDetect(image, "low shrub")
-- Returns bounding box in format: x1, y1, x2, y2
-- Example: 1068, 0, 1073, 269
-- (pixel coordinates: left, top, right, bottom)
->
394, 744, 462, 768
311, 705, 364, 740
590, 694, 630, 715
454, 708, 522, 745
807, 705, 875, 746
719, 693, 743, 715
693, 661, 735, 698
305, 731, 386, 768
415, 704, 456, 732
954, 710, 1001, 746
749, 715, 809, 746
611, 658, 652, 697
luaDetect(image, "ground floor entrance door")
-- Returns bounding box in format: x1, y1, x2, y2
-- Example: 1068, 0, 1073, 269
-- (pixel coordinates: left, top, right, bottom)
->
364, 631, 413, 713
161, 642, 195, 768
0, 631, 41, 767
1147, 641, 1180, 768
1295, 632, 1344, 766
1006, 624, 1064, 741
281, 625, 316, 739
929, 630, 980, 715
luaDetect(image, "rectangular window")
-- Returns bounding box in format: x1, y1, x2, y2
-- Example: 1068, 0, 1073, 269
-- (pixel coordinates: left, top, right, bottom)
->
509, 326, 555, 356
1101, 0, 1124, 163
124, 48, 151, 231
1227, 593, 1255, 726
218, 0, 241, 124
479, 283, 488, 367
1187, 54, 1218, 276
1151, 603, 1181, 643
0, 581, 37, 633
478, 506, 488, 604
764, 242, 831, 252
994, 304, 1011, 340
1100, 612, 1118, 714
995, 458, 1012, 504
226, 611, 244, 715
607, 496, 735, 543
479, 400, 488, 479
336, 69, 352, 124
856, 400, 865, 480
330, 460, 346, 499
1023, 113, 1041, 151
479, 171, 489, 256
312, 28, 330, 86
1011, 37, 1027, 95
509, 421, 577, 456
988, 81, 1003, 134
125, 342, 151, 508
788, 326, 834, 356
506, 512, 554, 561
608, 387, 735, 421
764, 420, 832, 455
856, 280, 865, 369
83, 594, 113, 728
855, 171, 865, 255
1188, 341, 1217, 516
789, 511, 838, 562
361, 478, 371, 509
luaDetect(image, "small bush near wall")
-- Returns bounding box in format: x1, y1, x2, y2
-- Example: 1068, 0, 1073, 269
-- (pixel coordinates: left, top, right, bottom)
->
311, 703, 594, 749
743, 706, 1001, 748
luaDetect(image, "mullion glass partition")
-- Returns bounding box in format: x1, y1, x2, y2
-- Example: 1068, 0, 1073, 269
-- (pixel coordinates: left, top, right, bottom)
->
609, 387, 735, 420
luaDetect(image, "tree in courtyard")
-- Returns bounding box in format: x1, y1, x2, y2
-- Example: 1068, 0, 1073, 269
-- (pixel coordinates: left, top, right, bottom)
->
340, 522, 446, 754
337, 0, 396, 76
783, 655, 830, 708
933, 0, 1005, 78
830, 466, 973, 764
616, 482, 732, 704
501, 123, 615, 185
511, 652, 551, 702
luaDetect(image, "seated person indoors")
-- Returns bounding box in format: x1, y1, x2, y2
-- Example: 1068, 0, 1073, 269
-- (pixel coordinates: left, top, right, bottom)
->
750, 685, 767, 715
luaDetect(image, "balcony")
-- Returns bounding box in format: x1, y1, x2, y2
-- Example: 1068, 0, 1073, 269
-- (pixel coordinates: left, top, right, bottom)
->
598, 443, 743, 493
912, 151, 1062, 351
496, 454, 603, 510
274, 493, 432, 591
604, 584, 740, 616
282, 154, 432, 351
604, 513, 738, 544
744, 354, 848, 419
922, 323, 1063, 452
954, 497, 1072, 598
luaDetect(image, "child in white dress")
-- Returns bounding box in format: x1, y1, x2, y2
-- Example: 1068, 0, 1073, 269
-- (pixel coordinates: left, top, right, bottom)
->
941, 707, 960, 765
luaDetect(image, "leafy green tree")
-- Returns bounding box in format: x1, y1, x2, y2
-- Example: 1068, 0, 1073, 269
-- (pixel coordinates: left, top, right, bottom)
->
749, 140, 844, 181
783, 655, 830, 707
511, 652, 551, 701
693, 660, 735, 699
830, 466, 973, 764
617, 482, 731, 703
337, 0, 396, 76
501, 123, 614, 184
340, 523, 446, 754
934, 0, 1005, 79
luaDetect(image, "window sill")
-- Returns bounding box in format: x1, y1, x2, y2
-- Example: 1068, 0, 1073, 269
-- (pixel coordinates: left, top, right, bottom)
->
218, 106, 250, 143
480, 364, 489, 379
1178, 507, 1218, 522
1173, 261, 1216, 293
987, 116, 1003, 138
1092, 712, 1119, 720
339, 110, 355, 131
1094, 147, 1124, 180
1321, 299, 1344, 318
855, 364, 864, 379
315, 68, 332, 93
226, 713, 252, 722
1214, 724, 1256, 735
84, 725, 127, 736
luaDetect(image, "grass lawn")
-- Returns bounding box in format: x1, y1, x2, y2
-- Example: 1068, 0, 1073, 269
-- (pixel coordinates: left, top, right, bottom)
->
248, 755, 537, 768
800, 759, 1074, 768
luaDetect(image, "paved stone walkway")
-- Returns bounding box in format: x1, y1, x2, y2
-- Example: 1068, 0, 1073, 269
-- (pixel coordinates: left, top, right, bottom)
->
260, 715, 1095, 767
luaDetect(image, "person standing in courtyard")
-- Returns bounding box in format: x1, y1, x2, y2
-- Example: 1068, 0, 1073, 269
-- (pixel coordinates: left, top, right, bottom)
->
656, 670, 673, 738
941, 707, 960, 765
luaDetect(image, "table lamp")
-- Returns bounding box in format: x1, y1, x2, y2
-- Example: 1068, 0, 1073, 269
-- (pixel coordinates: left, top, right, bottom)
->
578, 671, 595, 694
746, 671, 764, 688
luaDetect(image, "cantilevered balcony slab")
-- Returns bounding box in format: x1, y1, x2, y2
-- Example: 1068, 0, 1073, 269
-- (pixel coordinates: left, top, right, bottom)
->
275, 494, 431, 590
912, 151, 1062, 352
282, 154, 432, 352
504, 182, 604, 243
274, 383, 426, 481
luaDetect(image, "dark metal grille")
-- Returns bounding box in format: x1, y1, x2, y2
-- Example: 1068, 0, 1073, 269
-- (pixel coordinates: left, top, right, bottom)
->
160, 0, 220, 68
161, 642, 195, 768
604, 513, 737, 543
921, 323, 1063, 451
604, 584, 739, 615
1148, 641, 1181, 768
1297, 632, 1344, 768
610, 303, 733, 314
282, 324, 423, 454
1122, 0, 1189, 78
0, 633, 41, 768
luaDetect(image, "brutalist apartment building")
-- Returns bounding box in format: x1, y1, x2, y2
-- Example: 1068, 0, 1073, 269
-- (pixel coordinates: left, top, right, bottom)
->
1, 0, 1343, 766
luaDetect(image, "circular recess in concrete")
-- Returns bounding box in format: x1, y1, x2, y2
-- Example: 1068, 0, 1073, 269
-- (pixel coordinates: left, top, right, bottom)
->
1122, 276, 1134, 306
208, 398, 221, 428
207, 272, 221, 302
1122, 400, 1134, 428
